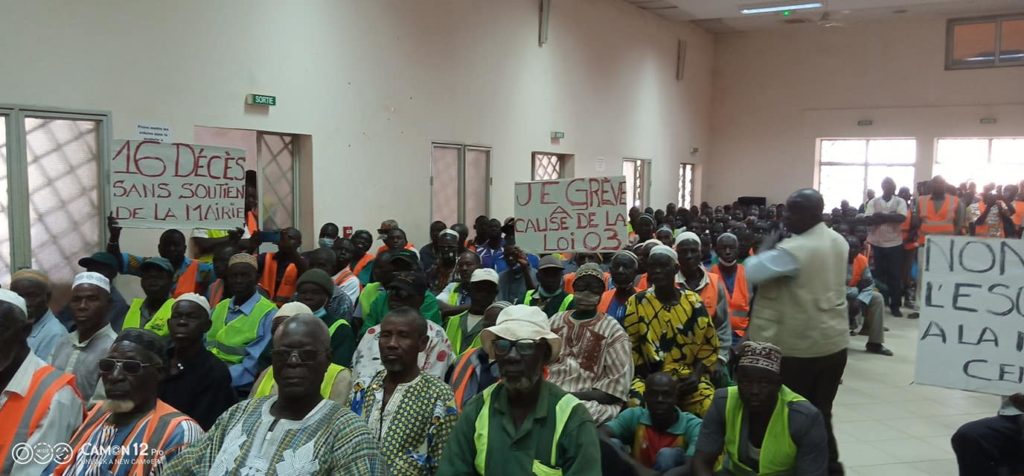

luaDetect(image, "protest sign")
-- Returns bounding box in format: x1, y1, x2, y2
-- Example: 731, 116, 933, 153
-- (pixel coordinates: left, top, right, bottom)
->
914, 236, 1024, 395
110, 140, 247, 229
514, 176, 628, 253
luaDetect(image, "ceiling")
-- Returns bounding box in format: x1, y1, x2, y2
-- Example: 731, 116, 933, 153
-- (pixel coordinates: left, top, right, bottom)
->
622, 0, 1024, 32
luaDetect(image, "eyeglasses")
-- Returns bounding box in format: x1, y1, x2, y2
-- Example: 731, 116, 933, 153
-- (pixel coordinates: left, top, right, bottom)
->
98, 358, 157, 375
271, 349, 324, 364
492, 338, 539, 356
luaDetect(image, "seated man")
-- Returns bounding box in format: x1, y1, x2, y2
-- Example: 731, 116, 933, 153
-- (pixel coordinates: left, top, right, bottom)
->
206, 244, 237, 306
206, 253, 277, 392
601, 372, 702, 473
252, 307, 353, 407
446, 301, 509, 412
10, 269, 67, 360
362, 260, 443, 333
331, 237, 363, 305
122, 257, 176, 335
599, 251, 640, 325
437, 305, 600, 475
692, 341, 828, 476
350, 308, 458, 474
846, 237, 893, 356
952, 393, 1024, 475
107, 217, 214, 298
523, 255, 575, 317
165, 314, 386, 475
257, 227, 307, 306
0, 290, 82, 476
56, 252, 131, 331
437, 250, 482, 314
548, 263, 632, 424
296, 268, 357, 367
50, 272, 119, 401
497, 245, 538, 303
160, 294, 237, 430
52, 329, 203, 475
425, 229, 460, 295
445, 268, 500, 356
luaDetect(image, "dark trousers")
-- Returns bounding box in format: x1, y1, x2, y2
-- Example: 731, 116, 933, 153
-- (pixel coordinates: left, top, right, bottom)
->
781, 349, 848, 476
871, 244, 903, 310
952, 415, 1024, 476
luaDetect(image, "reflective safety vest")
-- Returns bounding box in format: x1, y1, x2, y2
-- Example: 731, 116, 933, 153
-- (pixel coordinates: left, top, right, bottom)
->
711, 264, 750, 336
246, 210, 259, 236
123, 298, 175, 336
253, 363, 346, 399
207, 295, 277, 364
473, 385, 582, 475
351, 253, 374, 278
917, 195, 959, 245
723, 385, 804, 476
685, 271, 722, 320
523, 290, 574, 313
449, 348, 483, 412
0, 365, 78, 475
635, 274, 649, 291
901, 211, 919, 250
1013, 200, 1024, 226
172, 260, 200, 298
848, 254, 869, 287
206, 278, 226, 306
54, 400, 192, 476
448, 283, 463, 306
333, 267, 361, 291
446, 312, 483, 356
260, 252, 299, 306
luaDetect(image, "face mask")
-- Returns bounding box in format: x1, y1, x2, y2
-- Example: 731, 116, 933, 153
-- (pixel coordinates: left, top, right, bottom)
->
573, 290, 601, 310
719, 258, 737, 267
319, 238, 334, 249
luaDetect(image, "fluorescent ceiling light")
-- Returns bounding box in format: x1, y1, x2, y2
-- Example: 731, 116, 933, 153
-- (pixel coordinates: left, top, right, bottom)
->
740, 2, 823, 15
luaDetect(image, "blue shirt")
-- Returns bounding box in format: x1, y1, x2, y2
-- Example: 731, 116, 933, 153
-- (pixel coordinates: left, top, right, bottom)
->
28, 310, 67, 361
223, 292, 276, 389
121, 253, 215, 294
476, 239, 507, 272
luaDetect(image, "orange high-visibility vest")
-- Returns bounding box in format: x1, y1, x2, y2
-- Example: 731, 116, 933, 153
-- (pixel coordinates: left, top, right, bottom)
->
246, 210, 258, 236
376, 242, 416, 255
635, 274, 649, 291
260, 252, 299, 306
206, 278, 225, 306
563, 271, 611, 293
0, 365, 79, 474
598, 288, 637, 314
334, 267, 360, 289
698, 272, 723, 320
1013, 200, 1024, 226
848, 254, 869, 287
450, 348, 481, 412
917, 195, 959, 245
901, 211, 919, 250
711, 264, 750, 336
54, 400, 193, 476
351, 253, 374, 277
172, 260, 200, 298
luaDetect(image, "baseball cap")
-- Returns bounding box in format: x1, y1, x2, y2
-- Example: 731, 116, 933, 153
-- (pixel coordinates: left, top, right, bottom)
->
78, 252, 119, 272
470, 268, 500, 286
538, 255, 564, 270
387, 249, 420, 268
387, 271, 428, 296
140, 257, 174, 274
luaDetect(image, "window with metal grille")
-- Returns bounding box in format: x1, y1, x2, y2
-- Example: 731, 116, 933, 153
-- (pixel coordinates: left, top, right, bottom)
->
934, 137, 1024, 188
430, 143, 491, 225
532, 152, 565, 180
946, 14, 1024, 69
679, 163, 695, 209
622, 158, 651, 209
257, 132, 297, 230
0, 107, 109, 282
816, 139, 916, 211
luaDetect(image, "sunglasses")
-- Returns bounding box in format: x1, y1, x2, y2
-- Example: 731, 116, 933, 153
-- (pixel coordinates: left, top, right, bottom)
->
492, 338, 539, 356
271, 348, 324, 364
98, 358, 157, 375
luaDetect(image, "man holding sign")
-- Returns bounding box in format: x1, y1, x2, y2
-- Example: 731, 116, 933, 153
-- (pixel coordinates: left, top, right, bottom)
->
107, 216, 215, 298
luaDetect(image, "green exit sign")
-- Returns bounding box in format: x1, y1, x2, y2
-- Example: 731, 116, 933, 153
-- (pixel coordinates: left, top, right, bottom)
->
247, 94, 276, 106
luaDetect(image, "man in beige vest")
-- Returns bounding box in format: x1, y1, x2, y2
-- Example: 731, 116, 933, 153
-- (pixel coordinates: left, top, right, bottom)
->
745, 188, 850, 476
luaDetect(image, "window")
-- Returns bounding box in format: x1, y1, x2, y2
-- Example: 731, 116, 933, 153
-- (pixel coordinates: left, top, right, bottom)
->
947, 15, 1024, 69
816, 138, 916, 211
532, 152, 568, 180
622, 158, 651, 209
679, 163, 695, 209
934, 137, 1024, 188
0, 107, 109, 282
431, 143, 491, 225
258, 133, 298, 230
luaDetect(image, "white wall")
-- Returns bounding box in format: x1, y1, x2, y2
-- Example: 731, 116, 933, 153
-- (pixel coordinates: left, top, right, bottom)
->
706, 17, 1024, 206
1, 0, 712, 251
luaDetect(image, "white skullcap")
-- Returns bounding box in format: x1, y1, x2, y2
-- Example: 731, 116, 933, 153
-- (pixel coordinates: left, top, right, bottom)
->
674, 231, 701, 247
0, 289, 28, 319
72, 272, 110, 293
648, 244, 678, 260
439, 229, 460, 240
175, 293, 211, 317
717, 232, 738, 244
278, 301, 313, 318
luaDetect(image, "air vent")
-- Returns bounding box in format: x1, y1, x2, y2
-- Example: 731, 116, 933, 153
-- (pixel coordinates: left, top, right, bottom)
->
783, 18, 809, 24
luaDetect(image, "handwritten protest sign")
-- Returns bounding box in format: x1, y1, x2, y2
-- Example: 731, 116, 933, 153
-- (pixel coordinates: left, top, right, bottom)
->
514, 176, 628, 253
914, 236, 1024, 395
110, 140, 247, 229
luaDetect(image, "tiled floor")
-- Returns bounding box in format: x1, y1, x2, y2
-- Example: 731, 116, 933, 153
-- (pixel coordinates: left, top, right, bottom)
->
835, 310, 998, 475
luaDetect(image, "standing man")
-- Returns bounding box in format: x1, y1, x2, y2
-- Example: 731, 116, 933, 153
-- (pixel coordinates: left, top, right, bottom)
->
10, 269, 66, 360
258, 227, 307, 306
350, 308, 458, 475
437, 305, 601, 475
710, 233, 751, 339
0, 290, 83, 476
107, 217, 214, 297
915, 175, 964, 244
50, 272, 118, 401
207, 253, 277, 392
864, 177, 908, 316
745, 188, 849, 476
